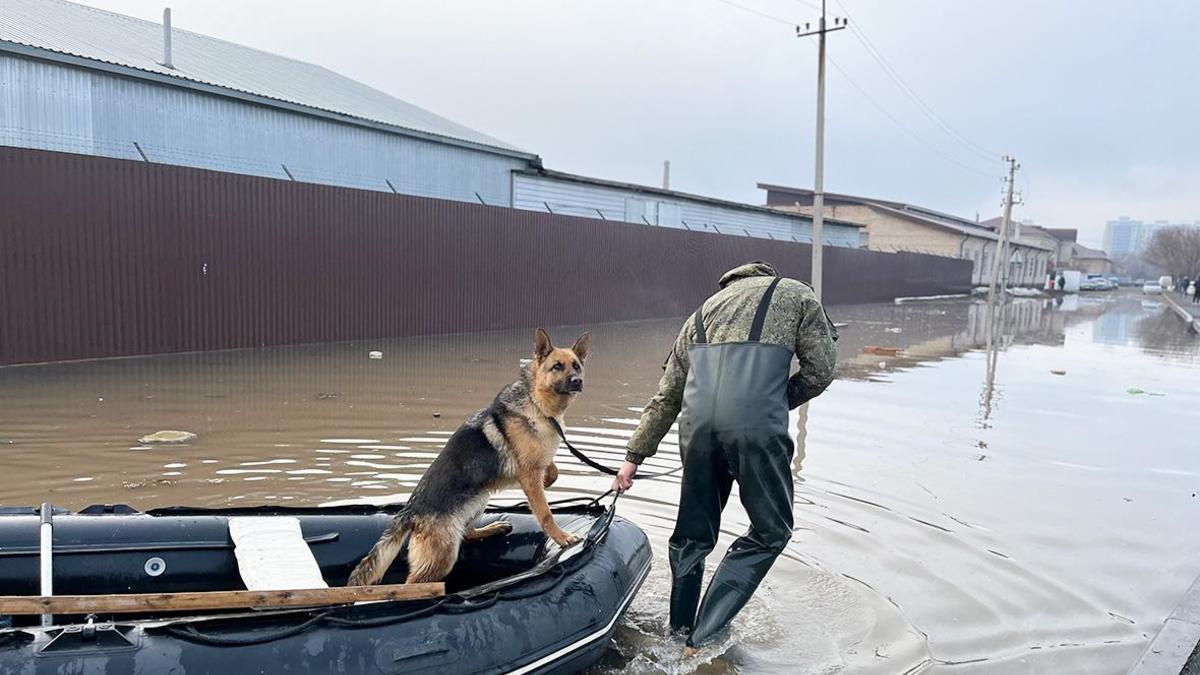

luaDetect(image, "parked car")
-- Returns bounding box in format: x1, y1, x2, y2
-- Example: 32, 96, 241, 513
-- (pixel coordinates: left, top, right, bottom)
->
1142, 281, 1163, 294
1082, 275, 1112, 291
1107, 276, 1121, 288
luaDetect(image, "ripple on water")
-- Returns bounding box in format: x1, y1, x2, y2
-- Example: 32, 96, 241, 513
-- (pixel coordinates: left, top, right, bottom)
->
587, 555, 930, 675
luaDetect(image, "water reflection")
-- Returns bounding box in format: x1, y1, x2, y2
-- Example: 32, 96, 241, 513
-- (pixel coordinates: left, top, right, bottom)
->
791, 402, 809, 478
1, 293, 1198, 674
979, 295, 1003, 424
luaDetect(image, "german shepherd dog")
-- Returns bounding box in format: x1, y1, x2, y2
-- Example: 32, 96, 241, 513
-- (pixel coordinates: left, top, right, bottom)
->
347, 329, 591, 586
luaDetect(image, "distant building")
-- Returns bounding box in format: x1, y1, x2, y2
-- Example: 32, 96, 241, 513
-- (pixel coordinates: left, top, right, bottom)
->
1043, 228, 1080, 265
1104, 217, 1141, 258
1063, 244, 1114, 275
1, 0, 863, 248
1016, 224, 1061, 255
760, 184, 1055, 286
1001, 225, 1112, 275
1102, 217, 1200, 258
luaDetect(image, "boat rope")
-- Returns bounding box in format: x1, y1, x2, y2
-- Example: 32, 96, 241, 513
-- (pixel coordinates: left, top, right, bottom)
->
549, 418, 683, 481
165, 609, 331, 646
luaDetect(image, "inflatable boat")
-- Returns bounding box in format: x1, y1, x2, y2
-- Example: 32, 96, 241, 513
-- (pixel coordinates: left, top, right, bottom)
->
0, 496, 650, 674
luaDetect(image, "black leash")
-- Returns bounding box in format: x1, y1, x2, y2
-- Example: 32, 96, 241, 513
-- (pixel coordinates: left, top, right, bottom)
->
548, 419, 683, 481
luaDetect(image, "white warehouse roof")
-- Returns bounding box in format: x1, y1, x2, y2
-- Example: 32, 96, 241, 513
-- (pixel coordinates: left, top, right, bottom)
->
0, 0, 531, 158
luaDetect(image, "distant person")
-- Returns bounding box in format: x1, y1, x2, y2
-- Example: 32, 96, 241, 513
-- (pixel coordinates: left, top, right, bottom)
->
1190, 279, 1198, 304
1179, 276, 1189, 296
613, 261, 838, 654
1056, 274, 1065, 291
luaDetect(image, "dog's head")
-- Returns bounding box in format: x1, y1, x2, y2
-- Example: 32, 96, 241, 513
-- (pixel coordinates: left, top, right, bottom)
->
532, 328, 590, 396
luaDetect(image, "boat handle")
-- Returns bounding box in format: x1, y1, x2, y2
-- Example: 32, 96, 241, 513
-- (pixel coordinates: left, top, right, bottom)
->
39, 503, 53, 627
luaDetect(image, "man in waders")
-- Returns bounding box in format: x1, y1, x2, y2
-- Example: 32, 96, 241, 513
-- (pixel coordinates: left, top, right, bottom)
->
614, 261, 838, 652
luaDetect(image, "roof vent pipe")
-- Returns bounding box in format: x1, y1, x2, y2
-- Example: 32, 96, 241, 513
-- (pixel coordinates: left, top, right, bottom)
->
159, 8, 174, 69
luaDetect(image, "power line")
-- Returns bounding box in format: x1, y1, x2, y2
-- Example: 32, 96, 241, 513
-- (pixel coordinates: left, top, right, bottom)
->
713, 0, 794, 25
825, 54, 1001, 179
710, 0, 1003, 181
826, 0, 1003, 163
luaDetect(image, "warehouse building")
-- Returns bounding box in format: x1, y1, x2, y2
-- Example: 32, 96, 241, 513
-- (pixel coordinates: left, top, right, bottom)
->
1, 0, 861, 247
0, 0, 534, 206
761, 183, 1053, 286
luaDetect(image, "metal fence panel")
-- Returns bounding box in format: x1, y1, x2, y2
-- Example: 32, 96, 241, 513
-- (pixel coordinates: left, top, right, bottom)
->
0, 147, 971, 365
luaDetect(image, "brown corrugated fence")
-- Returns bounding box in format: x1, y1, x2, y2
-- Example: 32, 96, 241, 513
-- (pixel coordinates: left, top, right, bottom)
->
0, 147, 971, 366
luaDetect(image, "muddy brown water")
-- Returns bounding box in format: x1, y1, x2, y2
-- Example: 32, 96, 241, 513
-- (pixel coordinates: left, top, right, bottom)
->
1, 292, 1198, 674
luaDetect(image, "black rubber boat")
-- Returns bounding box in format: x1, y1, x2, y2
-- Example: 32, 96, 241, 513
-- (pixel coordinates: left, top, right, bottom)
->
0, 497, 650, 674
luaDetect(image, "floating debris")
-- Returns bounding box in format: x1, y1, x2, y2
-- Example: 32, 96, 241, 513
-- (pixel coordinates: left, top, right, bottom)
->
863, 346, 902, 357
1126, 388, 1166, 397
314, 392, 341, 400
884, 327, 902, 334
1050, 369, 1066, 376
138, 430, 197, 444
368, 350, 383, 360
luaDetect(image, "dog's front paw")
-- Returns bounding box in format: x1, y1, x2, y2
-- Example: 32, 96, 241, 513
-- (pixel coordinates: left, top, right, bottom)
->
550, 529, 582, 548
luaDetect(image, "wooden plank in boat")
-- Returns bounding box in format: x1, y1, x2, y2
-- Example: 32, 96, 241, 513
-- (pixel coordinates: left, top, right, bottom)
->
0, 583, 445, 615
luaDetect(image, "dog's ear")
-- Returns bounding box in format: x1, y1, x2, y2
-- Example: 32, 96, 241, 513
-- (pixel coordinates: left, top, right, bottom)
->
571, 332, 591, 361
534, 328, 553, 360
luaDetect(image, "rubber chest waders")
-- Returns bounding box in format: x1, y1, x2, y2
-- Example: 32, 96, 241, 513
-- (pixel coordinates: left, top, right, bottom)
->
668, 277, 796, 648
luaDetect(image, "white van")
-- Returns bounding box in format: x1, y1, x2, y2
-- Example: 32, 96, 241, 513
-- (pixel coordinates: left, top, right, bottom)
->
1159, 276, 1173, 292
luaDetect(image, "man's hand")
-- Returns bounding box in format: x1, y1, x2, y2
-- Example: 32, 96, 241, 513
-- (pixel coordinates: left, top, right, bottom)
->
613, 461, 638, 492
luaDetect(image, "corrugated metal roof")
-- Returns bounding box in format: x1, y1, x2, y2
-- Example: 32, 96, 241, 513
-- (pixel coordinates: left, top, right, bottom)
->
0, 0, 530, 157
526, 169, 864, 228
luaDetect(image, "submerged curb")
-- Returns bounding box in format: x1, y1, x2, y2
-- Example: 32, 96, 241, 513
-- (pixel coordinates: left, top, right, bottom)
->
1160, 293, 1200, 333
1128, 576, 1200, 674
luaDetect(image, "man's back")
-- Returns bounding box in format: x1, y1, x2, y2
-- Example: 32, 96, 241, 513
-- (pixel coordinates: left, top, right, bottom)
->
686, 265, 825, 351
624, 262, 838, 465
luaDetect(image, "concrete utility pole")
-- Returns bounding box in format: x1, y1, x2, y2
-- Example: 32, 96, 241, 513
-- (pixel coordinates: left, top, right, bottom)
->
662, 160, 671, 190
797, 2, 846, 300
987, 156, 1020, 298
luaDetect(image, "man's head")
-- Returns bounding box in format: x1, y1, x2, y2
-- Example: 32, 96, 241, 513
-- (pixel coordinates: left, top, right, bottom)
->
532, 328, 591, 395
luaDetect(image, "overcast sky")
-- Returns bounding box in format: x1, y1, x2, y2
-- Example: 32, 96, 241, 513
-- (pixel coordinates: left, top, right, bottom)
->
82, 0, 1200, 247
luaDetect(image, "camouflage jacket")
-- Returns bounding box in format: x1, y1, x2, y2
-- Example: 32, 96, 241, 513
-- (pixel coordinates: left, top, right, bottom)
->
625, 262, 839, 464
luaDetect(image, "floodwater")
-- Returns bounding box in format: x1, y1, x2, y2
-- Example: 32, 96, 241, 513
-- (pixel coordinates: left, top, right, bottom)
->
2, 291, 1198, 674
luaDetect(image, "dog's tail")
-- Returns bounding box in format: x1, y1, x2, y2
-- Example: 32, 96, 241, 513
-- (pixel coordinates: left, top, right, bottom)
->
347, 514, 412, 587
